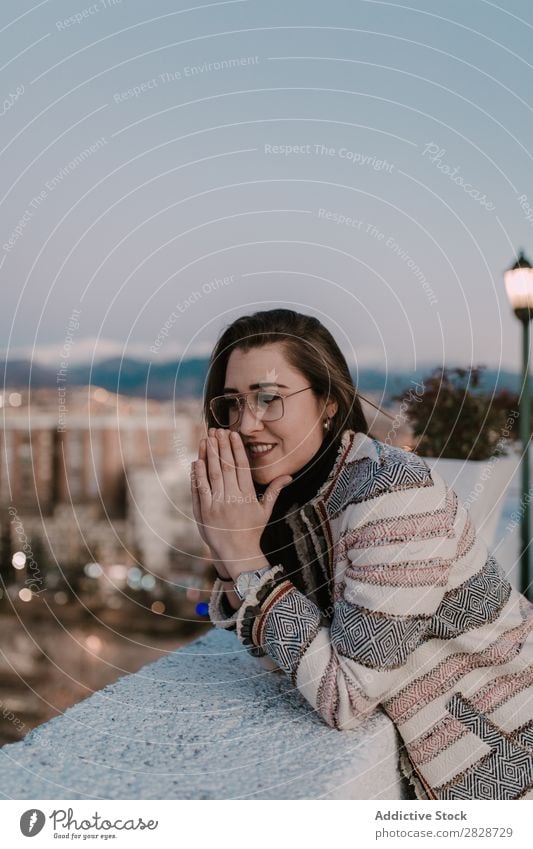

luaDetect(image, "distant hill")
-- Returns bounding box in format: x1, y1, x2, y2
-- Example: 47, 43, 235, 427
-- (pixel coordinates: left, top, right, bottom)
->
1, 357, 526, 403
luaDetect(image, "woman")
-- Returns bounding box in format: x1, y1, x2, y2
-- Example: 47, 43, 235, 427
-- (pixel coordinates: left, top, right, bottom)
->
190, 308, 533, 801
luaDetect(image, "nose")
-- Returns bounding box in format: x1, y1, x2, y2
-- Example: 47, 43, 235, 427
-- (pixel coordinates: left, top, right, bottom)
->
237, 400, 266, 436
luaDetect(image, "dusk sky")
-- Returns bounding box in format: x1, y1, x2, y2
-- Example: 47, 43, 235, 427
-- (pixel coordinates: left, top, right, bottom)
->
1, 0, 533, 374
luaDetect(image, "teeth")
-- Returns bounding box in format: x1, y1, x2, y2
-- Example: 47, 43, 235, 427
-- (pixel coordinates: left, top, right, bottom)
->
248, 444, 275, 454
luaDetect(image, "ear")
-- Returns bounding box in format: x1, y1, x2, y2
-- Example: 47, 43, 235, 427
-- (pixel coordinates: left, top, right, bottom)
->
326, 398, 338, 418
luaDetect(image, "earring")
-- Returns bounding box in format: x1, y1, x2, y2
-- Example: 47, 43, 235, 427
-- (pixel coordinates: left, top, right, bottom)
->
323, 418, 330, 431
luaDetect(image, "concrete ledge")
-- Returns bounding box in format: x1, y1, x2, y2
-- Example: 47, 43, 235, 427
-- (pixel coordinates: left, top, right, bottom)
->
0, 629, 410, 800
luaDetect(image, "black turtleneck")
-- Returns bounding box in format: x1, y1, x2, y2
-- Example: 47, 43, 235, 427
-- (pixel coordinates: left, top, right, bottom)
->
252, 432, 342, 596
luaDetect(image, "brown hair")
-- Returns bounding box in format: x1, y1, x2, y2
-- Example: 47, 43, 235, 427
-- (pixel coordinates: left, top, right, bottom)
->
203, 308, 371, 440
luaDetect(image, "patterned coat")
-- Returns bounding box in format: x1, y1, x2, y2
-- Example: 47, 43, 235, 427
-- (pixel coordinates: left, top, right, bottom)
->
208, 429, 533, 800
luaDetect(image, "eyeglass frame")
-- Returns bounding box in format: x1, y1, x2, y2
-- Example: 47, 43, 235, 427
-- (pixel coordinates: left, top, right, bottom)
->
209, 385, 316, 428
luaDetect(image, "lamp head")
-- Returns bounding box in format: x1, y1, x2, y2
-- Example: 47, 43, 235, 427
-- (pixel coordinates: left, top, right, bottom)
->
504, 249, 533, 322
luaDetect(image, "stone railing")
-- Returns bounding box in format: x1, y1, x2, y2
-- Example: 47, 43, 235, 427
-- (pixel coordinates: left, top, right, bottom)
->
2, 447, 523, 801
0, 628, 413, 800
1, 454, 521, 800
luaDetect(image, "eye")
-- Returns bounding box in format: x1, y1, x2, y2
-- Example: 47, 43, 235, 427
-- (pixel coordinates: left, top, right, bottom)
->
258, 392, 281, 404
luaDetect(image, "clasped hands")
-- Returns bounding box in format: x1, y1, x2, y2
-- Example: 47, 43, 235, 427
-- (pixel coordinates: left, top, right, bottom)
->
190, 428, 292, 582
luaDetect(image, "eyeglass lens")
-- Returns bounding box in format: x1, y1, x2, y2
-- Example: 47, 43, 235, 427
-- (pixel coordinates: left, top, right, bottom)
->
211, 391, 283, 426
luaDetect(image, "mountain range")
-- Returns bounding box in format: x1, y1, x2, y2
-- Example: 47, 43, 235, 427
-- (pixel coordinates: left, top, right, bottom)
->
1, 356, 526, 402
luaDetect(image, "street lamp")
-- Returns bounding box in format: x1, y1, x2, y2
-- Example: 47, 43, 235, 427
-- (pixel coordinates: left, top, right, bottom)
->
504, 250, 533, 599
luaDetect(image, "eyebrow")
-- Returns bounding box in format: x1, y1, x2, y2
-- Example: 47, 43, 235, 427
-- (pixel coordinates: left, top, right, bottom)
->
222, 382, 289, 393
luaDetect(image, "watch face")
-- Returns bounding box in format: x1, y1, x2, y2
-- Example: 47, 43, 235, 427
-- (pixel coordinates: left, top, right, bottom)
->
235, 566, 271, 600
236, 571, 256, 597
233, 565, 270, 601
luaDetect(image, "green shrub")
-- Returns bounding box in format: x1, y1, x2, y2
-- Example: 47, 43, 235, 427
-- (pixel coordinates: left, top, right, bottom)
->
392, 366, 519, 460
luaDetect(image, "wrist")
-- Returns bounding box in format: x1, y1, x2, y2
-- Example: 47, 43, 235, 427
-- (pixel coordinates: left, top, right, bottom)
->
224, 586, 242, 611
215, 573, 233, 583
219, 551, 270, 581
209, 554, 231, 582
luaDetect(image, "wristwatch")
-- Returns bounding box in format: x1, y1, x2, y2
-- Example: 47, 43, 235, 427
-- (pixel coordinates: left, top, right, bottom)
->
233, 565, 272, 601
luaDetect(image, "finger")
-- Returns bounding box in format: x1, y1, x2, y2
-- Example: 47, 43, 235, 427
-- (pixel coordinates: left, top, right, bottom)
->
262, 476, 293, 518
190, 467, 203, 527
190, 462, 207, 537
206, 429, 224, 501
197, 438, 209, 499
229, 430, 256, 491
191, 481, 207, 544
193, 457, 213, 511
216, 428, 239, 489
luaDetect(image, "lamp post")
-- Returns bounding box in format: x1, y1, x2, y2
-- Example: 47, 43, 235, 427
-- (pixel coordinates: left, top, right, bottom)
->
504, 250, 533, 599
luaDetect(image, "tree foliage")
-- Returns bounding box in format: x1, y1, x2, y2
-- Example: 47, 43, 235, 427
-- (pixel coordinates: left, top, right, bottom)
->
393, 366, 520, 460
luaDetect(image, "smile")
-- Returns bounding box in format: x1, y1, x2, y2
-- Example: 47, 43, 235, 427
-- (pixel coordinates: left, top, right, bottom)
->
247, 443, 276, 455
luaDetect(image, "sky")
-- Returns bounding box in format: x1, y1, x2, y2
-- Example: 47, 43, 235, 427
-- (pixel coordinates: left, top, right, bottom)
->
1, 0, 533, 374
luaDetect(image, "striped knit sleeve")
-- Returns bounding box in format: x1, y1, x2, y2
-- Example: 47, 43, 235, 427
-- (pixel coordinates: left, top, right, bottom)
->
234, 472, 461, 730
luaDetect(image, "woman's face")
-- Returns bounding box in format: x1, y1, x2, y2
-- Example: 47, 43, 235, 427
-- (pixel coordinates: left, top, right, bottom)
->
223, 343, 337, 484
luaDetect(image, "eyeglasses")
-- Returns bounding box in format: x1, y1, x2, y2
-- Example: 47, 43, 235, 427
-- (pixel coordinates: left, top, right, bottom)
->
209, 386, 313, 428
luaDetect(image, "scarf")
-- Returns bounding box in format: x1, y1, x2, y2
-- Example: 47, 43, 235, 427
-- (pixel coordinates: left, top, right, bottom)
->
253, 432, 342, 597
